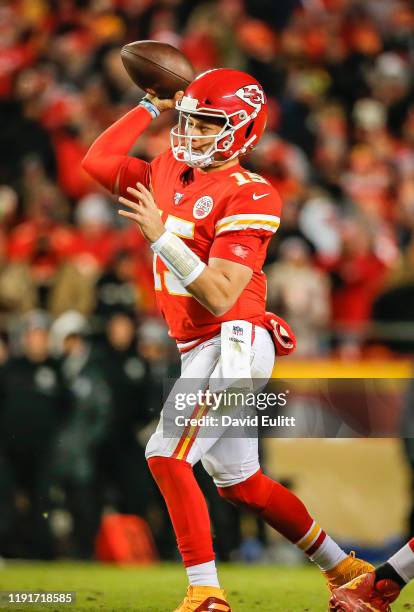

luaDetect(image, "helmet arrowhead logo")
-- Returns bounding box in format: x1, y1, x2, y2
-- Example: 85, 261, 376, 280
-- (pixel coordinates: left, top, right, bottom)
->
235, 84, 265, 109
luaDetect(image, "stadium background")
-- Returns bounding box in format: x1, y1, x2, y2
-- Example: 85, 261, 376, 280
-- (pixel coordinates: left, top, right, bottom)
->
1, 0, 414, 570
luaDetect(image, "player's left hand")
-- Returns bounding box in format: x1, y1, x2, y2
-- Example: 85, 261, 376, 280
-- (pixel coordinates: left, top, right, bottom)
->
118, 183, 165, 243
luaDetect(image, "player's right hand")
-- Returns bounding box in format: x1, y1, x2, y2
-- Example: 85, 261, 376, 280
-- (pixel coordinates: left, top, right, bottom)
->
145, 90, 184, 112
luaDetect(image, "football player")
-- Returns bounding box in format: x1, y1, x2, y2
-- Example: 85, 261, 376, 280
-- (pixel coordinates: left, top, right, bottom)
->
82, 68, 373, 612
330, 537, 414, 611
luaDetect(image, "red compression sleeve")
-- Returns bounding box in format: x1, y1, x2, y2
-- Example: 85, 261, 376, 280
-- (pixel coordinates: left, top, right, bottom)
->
148, 456, 215, 567
81, 105, 153, 194
218, 469, 314, 543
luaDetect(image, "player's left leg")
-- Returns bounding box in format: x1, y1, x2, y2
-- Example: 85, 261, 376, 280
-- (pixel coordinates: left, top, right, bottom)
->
330, 538, 414, 611
377, 537, 414, 588
202, 326, 373, 597
215, 467, 373, 590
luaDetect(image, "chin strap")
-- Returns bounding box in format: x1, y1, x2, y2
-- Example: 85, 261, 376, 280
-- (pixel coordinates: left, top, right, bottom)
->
180, 148, 238, 169
181, 150, 215, 168
264, 312, 296, 357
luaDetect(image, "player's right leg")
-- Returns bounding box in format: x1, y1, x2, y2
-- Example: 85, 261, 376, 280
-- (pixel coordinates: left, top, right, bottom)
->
330, 537, 414, 611
145, 335, 232, 611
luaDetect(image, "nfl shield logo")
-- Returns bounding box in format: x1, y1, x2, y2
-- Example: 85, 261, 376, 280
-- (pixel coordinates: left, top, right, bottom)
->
174, 192, 184, 206
232, 325, 243, 336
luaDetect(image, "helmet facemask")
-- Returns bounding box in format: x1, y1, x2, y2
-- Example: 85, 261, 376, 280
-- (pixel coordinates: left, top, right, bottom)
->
170, 96, 256, 168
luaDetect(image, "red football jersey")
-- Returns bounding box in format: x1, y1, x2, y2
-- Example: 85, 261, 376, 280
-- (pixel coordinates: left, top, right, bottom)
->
119, 150, 282, 346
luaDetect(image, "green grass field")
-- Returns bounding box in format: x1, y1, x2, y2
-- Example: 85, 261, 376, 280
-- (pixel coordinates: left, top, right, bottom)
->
1, 561, 414, 611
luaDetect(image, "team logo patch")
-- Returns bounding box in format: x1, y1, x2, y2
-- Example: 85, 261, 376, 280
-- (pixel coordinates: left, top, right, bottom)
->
230, 243, 249, 259
235, 84, 265, 109
193, 195, 214, 219
174, 192, 184, 206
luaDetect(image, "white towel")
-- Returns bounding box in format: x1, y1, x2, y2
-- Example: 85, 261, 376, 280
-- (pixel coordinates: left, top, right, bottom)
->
209, 320, 253, 393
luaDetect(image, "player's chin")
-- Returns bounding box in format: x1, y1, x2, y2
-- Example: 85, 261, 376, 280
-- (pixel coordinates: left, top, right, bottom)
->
192, 146, 207, 153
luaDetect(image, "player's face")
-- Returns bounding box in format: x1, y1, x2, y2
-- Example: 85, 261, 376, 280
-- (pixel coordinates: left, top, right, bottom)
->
170, 111, 230, 168
185, 116, 224, 152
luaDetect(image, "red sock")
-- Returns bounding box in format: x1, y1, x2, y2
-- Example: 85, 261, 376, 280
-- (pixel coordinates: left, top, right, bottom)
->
147, 456, 215, 567
217, 469, 313, 543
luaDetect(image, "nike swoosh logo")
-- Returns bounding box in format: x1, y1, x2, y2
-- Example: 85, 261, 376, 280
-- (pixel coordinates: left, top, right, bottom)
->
252, 193, 270, 200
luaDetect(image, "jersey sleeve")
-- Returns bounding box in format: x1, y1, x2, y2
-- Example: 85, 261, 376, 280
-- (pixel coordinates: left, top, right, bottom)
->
118, 157, 151, 197
214, 182, 282, 238
209, 231, 264, 269
117, 150, 171, 198
210, 182, 282, 269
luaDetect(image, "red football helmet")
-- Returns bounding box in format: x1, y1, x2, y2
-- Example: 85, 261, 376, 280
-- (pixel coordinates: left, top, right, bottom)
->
170, 68, 268, 168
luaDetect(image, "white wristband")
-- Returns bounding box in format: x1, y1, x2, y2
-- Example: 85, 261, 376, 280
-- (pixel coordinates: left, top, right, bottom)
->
151, 231, 206, 286
139, 96, 161, 119
181, 260, 206, 287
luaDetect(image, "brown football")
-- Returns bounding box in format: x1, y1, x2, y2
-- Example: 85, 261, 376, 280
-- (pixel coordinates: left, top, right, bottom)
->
120, 40, 195, 99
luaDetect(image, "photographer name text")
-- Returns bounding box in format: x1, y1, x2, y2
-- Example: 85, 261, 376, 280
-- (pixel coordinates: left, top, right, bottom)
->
175, 414, 296, 428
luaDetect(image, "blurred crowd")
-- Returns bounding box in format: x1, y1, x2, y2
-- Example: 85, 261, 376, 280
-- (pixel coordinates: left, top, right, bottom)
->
0, 307, 182, 559
2, 0, 414, 560
0, 307, 248, 562
0, 0, 414, 358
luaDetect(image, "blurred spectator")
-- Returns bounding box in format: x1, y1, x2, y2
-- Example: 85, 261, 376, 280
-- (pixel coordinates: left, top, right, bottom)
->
98, 311, 156, 516
0, 229, 38, 319
0, 88, 56, 186
265, 237, 331, 356
298, 192, 341, 262
340, 144, 393, 222
329, 219, 390, 336
248, 134, 309, 203
6, 169, 72, 311
138, 317, 179, 378
50, 311, 112, 559
49, 194, 115, 317
94, 250, 142, 322
69, 193, 116, 269
367, 52, 413, 136
371, 237, 414, 353
0, 311, 67, 559
312, 102, 347, 196
0, 185, 18, 229
48, 259, 97, 318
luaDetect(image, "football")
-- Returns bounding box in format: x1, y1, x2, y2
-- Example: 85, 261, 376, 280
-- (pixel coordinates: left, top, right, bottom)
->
120, 40, 195, 99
